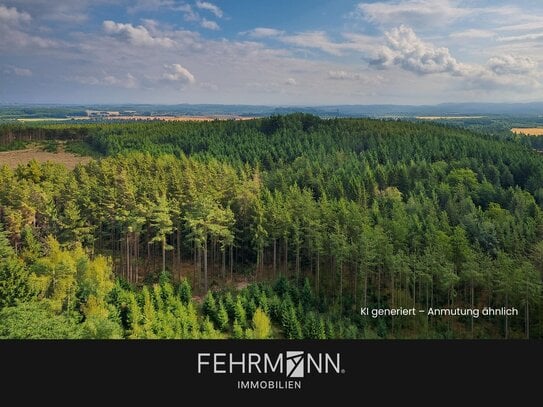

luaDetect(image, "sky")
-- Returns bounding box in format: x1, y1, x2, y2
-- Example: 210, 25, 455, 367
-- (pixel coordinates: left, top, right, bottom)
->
1, 0, 543, 105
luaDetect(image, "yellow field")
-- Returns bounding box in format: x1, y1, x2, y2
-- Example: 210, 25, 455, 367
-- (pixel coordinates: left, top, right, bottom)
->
17, 118, 75, 122
511, 128, 543, 136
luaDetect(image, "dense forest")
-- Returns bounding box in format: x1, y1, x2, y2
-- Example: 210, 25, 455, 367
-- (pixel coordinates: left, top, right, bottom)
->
0, 114, 542, 339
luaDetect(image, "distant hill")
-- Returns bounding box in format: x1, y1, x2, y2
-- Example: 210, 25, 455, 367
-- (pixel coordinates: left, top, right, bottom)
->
1, 102, 542, 119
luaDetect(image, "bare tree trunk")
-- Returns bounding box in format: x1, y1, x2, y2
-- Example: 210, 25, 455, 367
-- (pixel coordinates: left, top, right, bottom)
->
273, 239, 277, 277
126, 232, 130, 283
222, 249, 226, 279
364, 267, 368, 308
284, 238, 288, 276
316, 252, 320, 295
162, 236, 166, 274
177, 228, 182, 281
204, 237, 208, 292
230, 244, 233, 282
135, 231, 139, 284
296, 247, 300, 280
354, 263, 358, 309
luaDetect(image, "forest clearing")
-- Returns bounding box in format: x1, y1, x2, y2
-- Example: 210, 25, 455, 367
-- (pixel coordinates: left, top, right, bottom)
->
0, 146, 91, 169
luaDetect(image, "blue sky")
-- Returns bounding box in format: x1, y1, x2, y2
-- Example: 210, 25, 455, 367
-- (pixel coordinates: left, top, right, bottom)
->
1, 0, 543, 105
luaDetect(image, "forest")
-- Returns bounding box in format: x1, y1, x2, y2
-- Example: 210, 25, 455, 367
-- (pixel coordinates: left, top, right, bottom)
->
0, 114, 542, 339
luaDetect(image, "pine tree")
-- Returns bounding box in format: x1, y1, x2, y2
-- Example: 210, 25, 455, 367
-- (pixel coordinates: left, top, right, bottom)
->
0, 223, 14, 259
232, 318, 244, 339
251, 307, 272, 339
216, 300, 229, 331
178, 278, 192, 304
234, 296, 247, 328
150, 195, 174, 274
0, 259, 34, 309
203, 291, 217, 321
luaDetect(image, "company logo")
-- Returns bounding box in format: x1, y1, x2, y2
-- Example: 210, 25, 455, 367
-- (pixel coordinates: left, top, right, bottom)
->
286, 351, 304, 378
197, 350, 342, 390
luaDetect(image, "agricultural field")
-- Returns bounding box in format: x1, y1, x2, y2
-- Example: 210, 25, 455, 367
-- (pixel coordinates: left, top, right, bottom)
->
511, 127, 543, 136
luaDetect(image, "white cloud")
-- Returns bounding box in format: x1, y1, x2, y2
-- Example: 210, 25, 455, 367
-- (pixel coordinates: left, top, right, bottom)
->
128, 0, 176, 13
195, 1, 223, 18
328, 70, 362, 80
498, 32, 543, 42
281, 31, 345, 56
200, 18, 219, 31
496, 21, 543, 32
244, 27, 285, 38
487, 55, 537, 75
280, 31, 375, 56
369, 25, 541, 91
450, 29, 495, 39
370, 25, 467, 75
70, 73, 137, 88
104, 73, 137, 88
162, 63, 195, 83
356, 0, 468, 28
3, 65, 32, 76
178, 4, 200, 22
285, 78, 297, 86
14, 67, 32, 76
199, 81, 218, 91
103, 20, 175, 47
0, 4, 31, 24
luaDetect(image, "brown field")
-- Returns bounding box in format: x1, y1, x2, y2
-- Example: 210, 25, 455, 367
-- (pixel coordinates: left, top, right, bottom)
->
511, 127, 543, 136
416, 116, 486, 120
0, 147, 92, 169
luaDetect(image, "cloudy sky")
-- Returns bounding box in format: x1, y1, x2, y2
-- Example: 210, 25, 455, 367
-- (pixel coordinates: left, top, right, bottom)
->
1, 0, 543, 105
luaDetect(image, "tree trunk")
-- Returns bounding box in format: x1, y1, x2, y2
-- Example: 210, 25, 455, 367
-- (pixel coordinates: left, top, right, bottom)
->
126, 232, 130, 283
204, 237, 208, 292
364, 267, 368, 308
316, 252, 320, 295
284, 238, 288, 276
354, 263, 358, 309
162, 236, 166, 274
273, 239, 277, 277
339, 261, 343, 309
230, 244, 233, 282
135, 231, 139, 284
296, 246, 300, 280
222, 249, 226, 279
177, 228, 182, 281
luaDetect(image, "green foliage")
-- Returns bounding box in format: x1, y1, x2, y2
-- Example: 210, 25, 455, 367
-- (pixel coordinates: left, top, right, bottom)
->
232, 319, 244, 339
216, 300, 229, 331
0, 258, 34, 309
203, 292, 217, 320
0, 302, 83, 339
234, 296, 247, 328
178, 278, 192, 304
251, 307, 272, 339
1, 115, 543, 338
